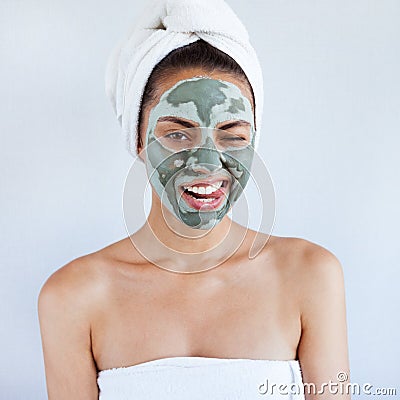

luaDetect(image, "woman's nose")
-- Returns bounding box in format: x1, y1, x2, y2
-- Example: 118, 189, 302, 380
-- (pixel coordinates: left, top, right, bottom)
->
189, 137, 223, 171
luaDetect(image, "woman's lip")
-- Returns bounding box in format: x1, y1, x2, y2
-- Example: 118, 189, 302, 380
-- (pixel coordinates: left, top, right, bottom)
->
180, 189, 227, 211
177, 176, 230, 211
178, 177, 230, 190
178, 179, 230, 197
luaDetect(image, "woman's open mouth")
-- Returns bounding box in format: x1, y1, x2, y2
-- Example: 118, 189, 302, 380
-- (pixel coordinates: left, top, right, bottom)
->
178, 178, 230, 211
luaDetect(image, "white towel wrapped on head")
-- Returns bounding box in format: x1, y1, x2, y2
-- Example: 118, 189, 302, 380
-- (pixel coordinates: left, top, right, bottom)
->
105, 0, 264, 157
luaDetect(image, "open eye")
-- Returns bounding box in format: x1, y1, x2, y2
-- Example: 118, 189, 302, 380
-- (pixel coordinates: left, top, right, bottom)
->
164, 131, 190, 141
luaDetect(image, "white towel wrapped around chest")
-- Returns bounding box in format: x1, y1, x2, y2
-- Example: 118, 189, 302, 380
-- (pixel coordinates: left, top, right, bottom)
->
97, 356, 305, 400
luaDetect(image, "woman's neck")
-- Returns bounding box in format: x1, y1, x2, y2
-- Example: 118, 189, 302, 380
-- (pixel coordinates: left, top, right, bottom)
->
132, 194, 248, 273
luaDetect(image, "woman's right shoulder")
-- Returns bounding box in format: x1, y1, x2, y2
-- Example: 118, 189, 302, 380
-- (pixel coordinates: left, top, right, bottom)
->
38, 236, 144, 303
37, 252, 112, 399
38, 253, 105, 310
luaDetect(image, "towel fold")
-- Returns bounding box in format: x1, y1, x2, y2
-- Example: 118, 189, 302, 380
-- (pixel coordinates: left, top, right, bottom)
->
105, 0, 264, 156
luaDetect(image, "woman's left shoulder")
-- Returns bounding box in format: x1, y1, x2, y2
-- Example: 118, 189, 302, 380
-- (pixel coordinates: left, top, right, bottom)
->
269, 235, 344, 285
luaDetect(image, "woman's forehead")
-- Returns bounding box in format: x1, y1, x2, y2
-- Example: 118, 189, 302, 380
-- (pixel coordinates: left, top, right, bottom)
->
148, 77, 255, 130
154, 70, 254, 109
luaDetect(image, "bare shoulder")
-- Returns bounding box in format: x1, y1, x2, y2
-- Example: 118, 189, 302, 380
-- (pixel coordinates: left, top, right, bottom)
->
270, 235, 344, 278
38, 244, 118, 310
37, 249, 121, 398
294, 236, 344, 289
38, 236, 145, 310
38, 254, 101, 306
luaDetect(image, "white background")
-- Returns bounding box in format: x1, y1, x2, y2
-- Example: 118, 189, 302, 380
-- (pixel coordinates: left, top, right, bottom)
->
1, 0, 399, 398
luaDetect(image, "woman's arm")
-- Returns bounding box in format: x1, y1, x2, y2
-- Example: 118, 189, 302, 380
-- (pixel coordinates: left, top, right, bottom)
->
297, 244, 351, 400
37, 258, 99, 400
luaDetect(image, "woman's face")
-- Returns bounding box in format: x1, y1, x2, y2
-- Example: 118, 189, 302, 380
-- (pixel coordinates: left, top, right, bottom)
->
139, 69, 256, 230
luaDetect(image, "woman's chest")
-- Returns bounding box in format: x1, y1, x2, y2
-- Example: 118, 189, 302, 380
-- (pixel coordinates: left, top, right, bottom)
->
91, 261, 301, 371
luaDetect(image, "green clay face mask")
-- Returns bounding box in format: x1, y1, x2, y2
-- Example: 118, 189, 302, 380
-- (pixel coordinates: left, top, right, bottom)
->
144, 77, 256, 230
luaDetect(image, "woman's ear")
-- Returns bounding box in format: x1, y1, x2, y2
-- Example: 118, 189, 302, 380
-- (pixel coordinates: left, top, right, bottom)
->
137, 145, 145, 163
136, 122, 146, 163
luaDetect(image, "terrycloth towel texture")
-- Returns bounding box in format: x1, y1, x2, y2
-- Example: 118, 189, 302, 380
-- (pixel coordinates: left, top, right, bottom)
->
105, 0, 264, 157
97, 356, 305, 399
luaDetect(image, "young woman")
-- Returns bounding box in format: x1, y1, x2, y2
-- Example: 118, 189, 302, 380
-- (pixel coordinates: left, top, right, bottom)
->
38, 1, 350, 399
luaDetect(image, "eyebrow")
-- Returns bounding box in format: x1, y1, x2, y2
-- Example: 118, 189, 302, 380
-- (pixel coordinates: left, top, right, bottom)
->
157, 116, 251, 130
216, 120, 251, 130
156, 116, 198, 128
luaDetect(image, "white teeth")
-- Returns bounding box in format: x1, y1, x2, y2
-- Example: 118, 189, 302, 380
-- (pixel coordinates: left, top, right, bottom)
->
205, 186, 213, 195
196, 197, 213, 202
183, 180, 224, 195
